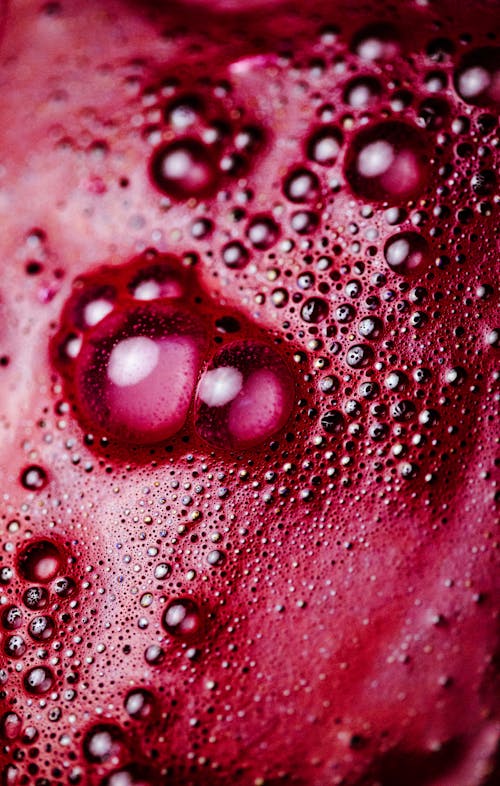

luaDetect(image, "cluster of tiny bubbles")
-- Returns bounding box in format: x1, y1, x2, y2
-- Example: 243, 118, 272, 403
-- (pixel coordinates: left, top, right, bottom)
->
145, 76, 265, 202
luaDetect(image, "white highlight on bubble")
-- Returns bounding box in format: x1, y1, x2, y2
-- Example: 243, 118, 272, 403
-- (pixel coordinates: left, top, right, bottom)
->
83, 298, 114, 327
198, 366, 243, 407
459, 66, 491, 99
163, 150, 191, 179
347, 84, 371, 108
133, 280, 161, 301
107, 336, 160, 387
170, 104, 197, 130
385, 237, 410, 267
358, 140, 395, 177
86, 729, 114, 759
314, 136, 341, 162
65, 335, 82, 359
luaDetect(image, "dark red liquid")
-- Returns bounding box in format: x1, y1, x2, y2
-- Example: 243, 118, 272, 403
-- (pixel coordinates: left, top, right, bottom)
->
0, 1, 498, 785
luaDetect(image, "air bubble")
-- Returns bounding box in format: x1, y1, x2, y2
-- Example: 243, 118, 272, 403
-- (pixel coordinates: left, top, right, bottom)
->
246, 215, 280, 250
73, 305, 206, 444
150, 138, 219, 200
83, 723, 125, 764
307, 126, 343, 165
0, 712, 22, 741
127, 258, 185, 301
345, 121, 429, 203
124, 688, 155, 720
391, 400, 416, 422
343, 76, 381, 108
454, 48, 500, 107
358, 316, 383, 339
28, 615, 56, 641
4, 634, 27, 659
144, 644, 165, 665
23, 586, 49, 610
283, 168, 320, 202
321, 410, 344, 433
53, 576, 76, 598
384, 232, 429, 276
165, 93, 203, 130
24, 666, 54, 695
20, 464, 48, 491
291, 210, 319, 234
445, 367, 467, 386
301, 297, 329, 323
195, 341, 294, 449
222, 241, 249, 269
2, 606, 23, 630
70, 285, 116, 330
154, 563, 171, 580
351, 22, 400, 62
162, 598, 203, 639
17, 540, 63, 583
345, 344, 373, 368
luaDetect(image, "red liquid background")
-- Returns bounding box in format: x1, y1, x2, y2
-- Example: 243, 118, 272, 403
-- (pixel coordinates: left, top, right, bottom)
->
0, 1, 498, 784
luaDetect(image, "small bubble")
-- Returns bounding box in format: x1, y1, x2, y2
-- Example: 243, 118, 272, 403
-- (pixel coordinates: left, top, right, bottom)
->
222, 241, 249, 269
358, 316, 383, 339
18, 540, 63, 583
1, 605, 23, 630
454, 47, 500, 107
320, 410, 344, 434
144, 644, 165, 665
53, 576, 76, 598
150, 138, 219, 200
28, 615, 55, 642
20, 464, 48, 491
301, 297, 329, 323
343, 76, 381, 108
384, 232, 429, 276
307, 126, 343, 165
23, 586, 49, 610
207, 549, 226, 566
345, 344, 373, 369
351, 22, 400, 62
445, 367, 467, 386
391, 400, 416, 422
83, 723, 125, 764
195, 341, 293, 449
0, 712, 22, 741
291, 210, 319, 234
283, 168, 320, 202
246, 215, 280, 250
4, 634, 27, 659
24, 666, 54, 695
124, 688, 155, 720
154, 563, 171, 580
162, 598, 203, 639
345, 121, 429, 204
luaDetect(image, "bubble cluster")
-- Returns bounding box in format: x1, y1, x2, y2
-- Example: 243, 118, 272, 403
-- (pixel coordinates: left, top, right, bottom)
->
146, 80, 265, 201
51, 251, 294, 449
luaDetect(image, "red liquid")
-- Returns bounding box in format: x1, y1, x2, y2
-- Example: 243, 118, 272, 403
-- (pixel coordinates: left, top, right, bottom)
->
0, 1, 498, 785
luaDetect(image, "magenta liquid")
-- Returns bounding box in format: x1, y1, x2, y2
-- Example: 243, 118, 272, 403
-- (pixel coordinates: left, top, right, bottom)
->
0, 0, 498, 784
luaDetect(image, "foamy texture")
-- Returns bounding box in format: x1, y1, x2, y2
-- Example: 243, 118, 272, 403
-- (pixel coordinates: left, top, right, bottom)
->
0, 1, 498, 785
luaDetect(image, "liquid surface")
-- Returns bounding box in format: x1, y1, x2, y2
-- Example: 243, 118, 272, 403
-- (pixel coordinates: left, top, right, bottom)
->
0, 1, 498, 785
